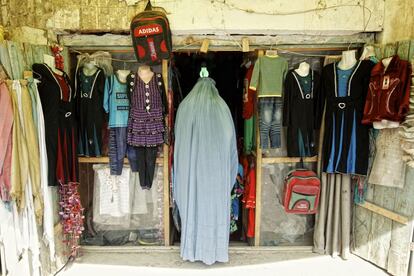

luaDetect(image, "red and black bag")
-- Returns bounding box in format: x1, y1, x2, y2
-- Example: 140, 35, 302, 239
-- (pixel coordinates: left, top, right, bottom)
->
130, 2, 172, 65
283, 167, 321, 214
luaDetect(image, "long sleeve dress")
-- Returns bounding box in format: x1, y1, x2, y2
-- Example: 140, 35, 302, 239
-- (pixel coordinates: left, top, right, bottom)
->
173, 77, 238, 265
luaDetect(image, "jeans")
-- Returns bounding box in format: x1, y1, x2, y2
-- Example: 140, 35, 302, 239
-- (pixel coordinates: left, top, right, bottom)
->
259, 97, 283, 149
127, 146, 158, 189
109, 127, 128, 175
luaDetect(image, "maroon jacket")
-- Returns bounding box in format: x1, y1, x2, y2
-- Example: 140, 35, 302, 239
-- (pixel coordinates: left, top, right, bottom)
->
362, 55, 412, 124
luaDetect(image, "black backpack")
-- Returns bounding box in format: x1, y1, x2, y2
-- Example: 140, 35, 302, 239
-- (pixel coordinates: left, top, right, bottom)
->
130, 2, 172, 65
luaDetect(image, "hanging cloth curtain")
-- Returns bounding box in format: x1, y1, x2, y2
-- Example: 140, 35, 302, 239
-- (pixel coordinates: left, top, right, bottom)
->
173, 77, 238, 265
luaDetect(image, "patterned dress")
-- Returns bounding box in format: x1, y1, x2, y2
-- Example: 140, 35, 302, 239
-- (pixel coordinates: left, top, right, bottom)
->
127, 73, 165, 147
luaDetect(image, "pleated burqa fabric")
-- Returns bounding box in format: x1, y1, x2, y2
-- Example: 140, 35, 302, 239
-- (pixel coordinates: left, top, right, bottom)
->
173, 77, 238, 265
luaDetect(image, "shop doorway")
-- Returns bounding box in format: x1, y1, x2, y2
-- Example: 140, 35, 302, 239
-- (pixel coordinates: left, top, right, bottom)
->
172, 51, 249, 245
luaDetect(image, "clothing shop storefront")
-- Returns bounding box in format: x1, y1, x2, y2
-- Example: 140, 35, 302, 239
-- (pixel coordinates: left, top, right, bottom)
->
1, 0, 414, 275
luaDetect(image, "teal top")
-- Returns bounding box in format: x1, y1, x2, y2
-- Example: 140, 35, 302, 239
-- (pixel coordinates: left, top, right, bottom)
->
103, 74, 130, 128
294, 72, 312, 96
249, 55, 288, 97
337, 66, 355, 97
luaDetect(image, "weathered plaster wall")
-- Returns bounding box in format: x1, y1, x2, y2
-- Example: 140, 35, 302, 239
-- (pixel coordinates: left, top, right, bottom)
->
2, 0, 384, 35
378, 0, 414, 43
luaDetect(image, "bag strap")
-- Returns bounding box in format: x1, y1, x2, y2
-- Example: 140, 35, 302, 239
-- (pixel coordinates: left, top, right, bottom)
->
145, 0, 152, 11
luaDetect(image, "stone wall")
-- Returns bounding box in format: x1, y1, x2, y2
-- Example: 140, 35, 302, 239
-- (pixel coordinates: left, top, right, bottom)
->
2, 0, 384, 35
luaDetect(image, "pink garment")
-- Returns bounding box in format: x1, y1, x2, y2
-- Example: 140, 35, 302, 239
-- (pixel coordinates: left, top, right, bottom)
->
0, 82, 13, 201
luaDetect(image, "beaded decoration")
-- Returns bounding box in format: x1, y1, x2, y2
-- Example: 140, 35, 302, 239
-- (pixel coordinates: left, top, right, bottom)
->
59, 181, 85, 257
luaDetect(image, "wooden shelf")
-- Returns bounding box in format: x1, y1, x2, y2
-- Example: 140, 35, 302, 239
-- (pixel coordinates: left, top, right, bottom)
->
78, 157, 164, 165
262, 156, 318, 164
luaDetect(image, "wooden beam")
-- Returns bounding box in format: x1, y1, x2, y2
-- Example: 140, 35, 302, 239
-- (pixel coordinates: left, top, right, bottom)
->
162, 59, 170, 246
254, 49, 264, 247
78, 157, 163, 165
357, 201, 409, 225
262, 156, 318, 164
59, 33, 375, 49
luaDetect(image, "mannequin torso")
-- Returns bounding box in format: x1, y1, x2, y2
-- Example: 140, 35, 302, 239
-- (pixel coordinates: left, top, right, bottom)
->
382, 57, 393, 72
116, 69, 130, 83
44, 54, 63, 76
138, 65, 154, 83
83, 62, 98, 76
295, 62, 310, 77
338, 50, 357, 70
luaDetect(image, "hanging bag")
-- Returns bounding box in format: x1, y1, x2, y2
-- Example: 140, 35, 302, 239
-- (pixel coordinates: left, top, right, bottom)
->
283, 160, 321, 214
130, 1, 172, 65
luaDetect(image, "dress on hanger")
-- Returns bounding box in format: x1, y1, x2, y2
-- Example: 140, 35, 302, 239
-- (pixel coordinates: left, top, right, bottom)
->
315, 60, 374, 175
283, 69, 320, 157
76, 68, 106, 157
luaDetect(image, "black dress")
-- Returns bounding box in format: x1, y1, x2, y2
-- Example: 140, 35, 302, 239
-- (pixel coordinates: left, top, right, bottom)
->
32, 63, 78, 186
283, 69, 320, 157
75, 68, 106, 157
315, 60, 374, 175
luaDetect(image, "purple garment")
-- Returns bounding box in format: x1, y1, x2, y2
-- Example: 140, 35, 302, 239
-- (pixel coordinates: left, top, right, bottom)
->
127, 74, 164, 147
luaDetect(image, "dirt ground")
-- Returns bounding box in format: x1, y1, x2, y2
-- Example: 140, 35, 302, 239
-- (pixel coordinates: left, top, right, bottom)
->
58, 248, 388, 276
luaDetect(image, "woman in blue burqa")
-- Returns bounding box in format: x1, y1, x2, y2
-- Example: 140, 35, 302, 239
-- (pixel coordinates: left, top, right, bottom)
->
173, 75, 238, 265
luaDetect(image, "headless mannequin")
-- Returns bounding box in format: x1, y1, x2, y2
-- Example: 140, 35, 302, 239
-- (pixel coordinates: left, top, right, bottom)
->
338, 50, 357, 70
44, 54, 63, 76
116, 69, 130, 83
360, 45, 375, 61
382, 56, 393, 72
295, 62, 310, 77
138, 65, 154, 83
83, 61, 98, 76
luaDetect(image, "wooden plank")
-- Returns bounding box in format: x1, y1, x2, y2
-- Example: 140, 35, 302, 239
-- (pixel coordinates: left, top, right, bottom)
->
387, 166, 414, 276
262, 156, 318, 164
254, 49, 264, 247
78, 157, 164, 165
367, 185, 395, 269
397, 40, 411, 60
162, 59, 170, 246
408, 40, 414, 62
357, 201, 409, 225
60, 33, 375, 48
383, 43, 397, 58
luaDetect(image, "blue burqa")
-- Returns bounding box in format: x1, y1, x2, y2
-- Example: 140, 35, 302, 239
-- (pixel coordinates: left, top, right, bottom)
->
173, 77, 238, 265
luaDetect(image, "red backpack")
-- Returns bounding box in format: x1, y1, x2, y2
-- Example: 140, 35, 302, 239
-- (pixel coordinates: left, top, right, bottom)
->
130, 2, 172, 65
283, 168, 321, 214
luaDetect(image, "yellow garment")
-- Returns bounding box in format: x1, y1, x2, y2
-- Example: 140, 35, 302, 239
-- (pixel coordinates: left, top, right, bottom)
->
8, 80, 43, 222
8, 80, 28, 210
20, 80, 43, 221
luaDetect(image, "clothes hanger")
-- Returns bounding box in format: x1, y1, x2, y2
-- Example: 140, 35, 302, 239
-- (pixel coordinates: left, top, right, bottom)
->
266, 43, 278, 57
199, 62, 209, 78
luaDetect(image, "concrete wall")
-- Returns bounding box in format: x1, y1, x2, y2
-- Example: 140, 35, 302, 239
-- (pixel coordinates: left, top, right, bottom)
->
2, 0, 384, 35
378, 0, 414, 43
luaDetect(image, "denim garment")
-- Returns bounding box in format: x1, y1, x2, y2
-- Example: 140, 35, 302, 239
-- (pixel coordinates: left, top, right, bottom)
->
108, 127, 128, 175
259, 97, 283, 149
